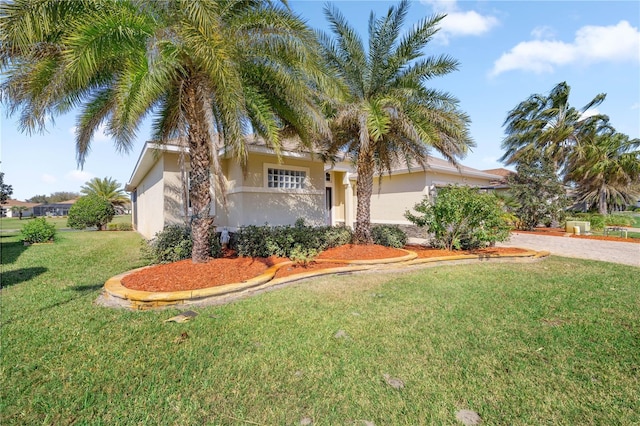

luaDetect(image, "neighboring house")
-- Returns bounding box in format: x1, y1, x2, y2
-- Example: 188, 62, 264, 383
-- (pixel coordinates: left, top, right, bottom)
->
480, 167, 513, 192
32, 199, 77, 217
1, 199, 38, 218
127, 138, 504, 239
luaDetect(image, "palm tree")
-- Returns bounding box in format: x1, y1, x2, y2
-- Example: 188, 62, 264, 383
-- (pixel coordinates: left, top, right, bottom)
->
1, 0, 332, 262
318, 0, 473, 244
501, 81, 609, 174
566, 130, 640, 214
10, 205, 28, 219
80, 177, 129, 208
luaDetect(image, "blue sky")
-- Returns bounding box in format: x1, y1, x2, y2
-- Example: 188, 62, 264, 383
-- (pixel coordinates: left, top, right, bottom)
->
1, 0, 638, 201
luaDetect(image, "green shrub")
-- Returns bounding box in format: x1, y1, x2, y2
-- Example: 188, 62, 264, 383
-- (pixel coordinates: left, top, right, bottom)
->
234, 221, 353, 258
371, 225, 407, 248
67, 195, 115, 230
322, 225, 353, 248
567, 213, 605, 231
289, 245, 319, 266
107, 223, 133, 231
405, 185, 511, 250
143, 224, 223, 264
20, 217, 56, 244
605, 214, 633, 227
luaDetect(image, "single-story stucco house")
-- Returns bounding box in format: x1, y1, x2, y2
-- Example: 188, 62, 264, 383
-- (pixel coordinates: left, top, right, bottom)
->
32, 199, 77, 217
125, 138, 505, 239
1, 199, 39, 218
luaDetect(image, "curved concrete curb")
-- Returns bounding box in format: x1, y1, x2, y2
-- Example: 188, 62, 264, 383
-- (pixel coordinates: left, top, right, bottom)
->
103, 261, 288, 309
100, 248, 549, 310
402, 249, 547, 266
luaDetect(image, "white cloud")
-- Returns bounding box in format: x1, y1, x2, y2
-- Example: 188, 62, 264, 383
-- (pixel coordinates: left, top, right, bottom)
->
440, 11, 499, 38
65, 170, 94, 183
531, 26, 555, 40
491, 20, 640, 76
631, 103, 640, 110
421, 0, 499, 43
579, 108, 601, 121
69, 123, 110, 142
41, 174, 57, 184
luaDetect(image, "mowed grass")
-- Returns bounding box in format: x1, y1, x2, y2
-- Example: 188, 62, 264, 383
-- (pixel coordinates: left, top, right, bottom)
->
1, 231, 639, 425
0, 214, 132, 231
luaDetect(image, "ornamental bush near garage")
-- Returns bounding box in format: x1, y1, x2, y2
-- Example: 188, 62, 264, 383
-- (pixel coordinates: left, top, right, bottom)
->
405, 185, 511, 250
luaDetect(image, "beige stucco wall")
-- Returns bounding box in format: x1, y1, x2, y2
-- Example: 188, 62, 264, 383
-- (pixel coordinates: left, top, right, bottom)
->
162, 152, 189, 227
330, 171, 346, 222
349, 169, 495, 226
134, 156, 166, 239
426, 171, 492, 188
223, 153, 326, 229
368, 172, 427, 224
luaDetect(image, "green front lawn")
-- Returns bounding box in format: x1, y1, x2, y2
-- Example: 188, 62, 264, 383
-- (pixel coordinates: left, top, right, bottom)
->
0, 214, 132, 232
1, 231, 638, 425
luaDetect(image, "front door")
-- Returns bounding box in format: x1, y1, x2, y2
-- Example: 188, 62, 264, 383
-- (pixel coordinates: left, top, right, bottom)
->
325, 187, 332, 225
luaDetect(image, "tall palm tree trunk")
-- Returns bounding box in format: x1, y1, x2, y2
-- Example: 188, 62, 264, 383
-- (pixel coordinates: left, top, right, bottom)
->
354, 148, 374, 244
598, 186, 608, 215
183, 80, 214, 263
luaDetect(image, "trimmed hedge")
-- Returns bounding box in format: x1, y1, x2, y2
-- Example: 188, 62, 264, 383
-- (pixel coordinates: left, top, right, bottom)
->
107, 223, 133, 231
371, 225, 407, 248
143, 224, 224, 264
234, 221, 352, 259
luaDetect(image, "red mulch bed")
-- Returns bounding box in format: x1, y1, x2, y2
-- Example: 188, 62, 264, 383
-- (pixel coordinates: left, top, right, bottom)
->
513, 228, 640, 244
120, 244, 533, 293
406, 245, 529, 258
121, 256, 287, 292
273, 262, 349, 279
316, 244, 407, 260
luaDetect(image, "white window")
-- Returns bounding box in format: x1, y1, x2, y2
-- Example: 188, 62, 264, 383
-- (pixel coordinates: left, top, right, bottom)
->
267, 168, 306, 189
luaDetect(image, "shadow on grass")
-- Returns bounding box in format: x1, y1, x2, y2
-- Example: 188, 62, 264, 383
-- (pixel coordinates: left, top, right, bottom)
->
1, 240, 29, 265
69, 283, 105, 294
35, 283, 104, 313
0, 267, 47, 288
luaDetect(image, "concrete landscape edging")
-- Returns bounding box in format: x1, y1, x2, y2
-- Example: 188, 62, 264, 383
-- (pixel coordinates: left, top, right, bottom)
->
100, 248, 550, 310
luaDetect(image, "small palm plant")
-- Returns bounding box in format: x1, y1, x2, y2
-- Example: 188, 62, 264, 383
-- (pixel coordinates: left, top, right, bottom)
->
80, 177, 129, 209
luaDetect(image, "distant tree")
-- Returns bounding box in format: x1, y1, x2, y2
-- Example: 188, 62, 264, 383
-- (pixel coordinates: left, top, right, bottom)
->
10, 205, 28, 219
80, 177, 129, 208
0, 169, 13, 204
48, 192, 80, 203
67, 195, 115, 230
26, 194, 49, 204
501, 81, 609, 174
507, 159, 570, 230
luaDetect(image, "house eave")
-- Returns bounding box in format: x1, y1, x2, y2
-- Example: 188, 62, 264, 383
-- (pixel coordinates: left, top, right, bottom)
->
126, 142, 186, 192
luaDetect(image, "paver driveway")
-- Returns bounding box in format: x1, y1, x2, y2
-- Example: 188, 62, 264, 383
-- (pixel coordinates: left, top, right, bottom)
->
497, 232, 640, 267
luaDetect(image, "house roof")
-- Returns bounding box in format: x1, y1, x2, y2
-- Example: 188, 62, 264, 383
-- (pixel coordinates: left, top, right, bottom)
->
125, 136, 320, 192
1, 199, 39, 208
326, 155, 505, 181
482, 168, 513, 178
